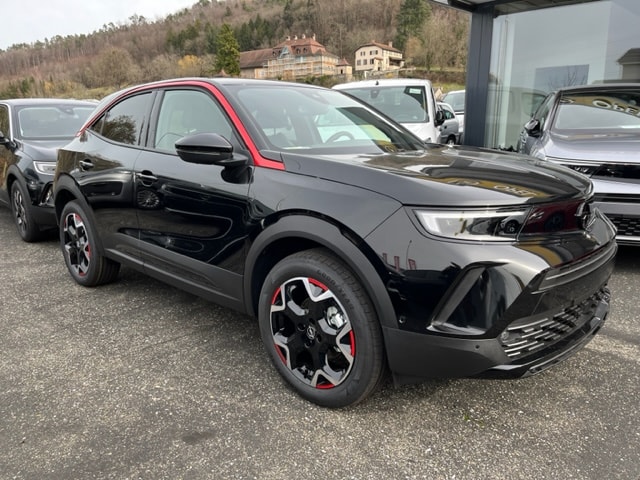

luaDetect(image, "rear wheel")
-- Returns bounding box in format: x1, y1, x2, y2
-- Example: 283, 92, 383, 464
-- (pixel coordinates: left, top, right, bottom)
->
60, 201, 120, 286
258, 249, 385, 408
10, 181, 41, 242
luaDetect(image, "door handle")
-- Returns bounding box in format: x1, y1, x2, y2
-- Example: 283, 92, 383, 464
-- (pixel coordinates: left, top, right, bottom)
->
137, 171, 158, 186
79, 160, 94, 170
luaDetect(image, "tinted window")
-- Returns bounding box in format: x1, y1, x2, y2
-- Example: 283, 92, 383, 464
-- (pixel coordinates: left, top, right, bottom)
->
154, 90, 235, 152
90, 92, 152, 145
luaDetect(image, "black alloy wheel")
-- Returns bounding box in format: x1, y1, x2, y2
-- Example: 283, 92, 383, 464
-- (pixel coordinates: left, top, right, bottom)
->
258, 248, 385, 408
60, 201, 120, 287
10, 181, 41, 242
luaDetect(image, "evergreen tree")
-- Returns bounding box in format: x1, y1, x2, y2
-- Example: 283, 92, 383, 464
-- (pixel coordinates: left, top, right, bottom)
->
214, 23, 240, 76
395, 0, 431, 51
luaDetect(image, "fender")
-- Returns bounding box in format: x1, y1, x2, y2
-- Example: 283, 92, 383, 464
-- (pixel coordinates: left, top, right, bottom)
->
4, 164, 38, 204
53, 173, 91, 219
243, 214, 399, 330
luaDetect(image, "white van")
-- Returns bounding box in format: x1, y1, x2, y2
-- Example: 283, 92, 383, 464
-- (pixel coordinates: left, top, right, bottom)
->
333, 79, 444, 143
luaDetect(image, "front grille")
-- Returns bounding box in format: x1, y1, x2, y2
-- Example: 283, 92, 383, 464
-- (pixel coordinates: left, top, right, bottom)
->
500, 287, 610, 359
607, 214, 640, 238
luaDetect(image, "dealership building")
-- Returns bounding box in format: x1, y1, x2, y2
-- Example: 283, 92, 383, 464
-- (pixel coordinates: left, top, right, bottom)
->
432, 0, 640, 150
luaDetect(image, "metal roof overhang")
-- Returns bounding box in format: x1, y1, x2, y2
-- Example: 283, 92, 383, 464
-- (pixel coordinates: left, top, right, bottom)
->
429, 0, 599, 15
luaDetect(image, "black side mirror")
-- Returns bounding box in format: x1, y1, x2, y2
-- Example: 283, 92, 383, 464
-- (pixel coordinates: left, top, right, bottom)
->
524, 119, 541, 138
435, 110, 445, 127
0, 130, 17, 151
175, 133, 248, 168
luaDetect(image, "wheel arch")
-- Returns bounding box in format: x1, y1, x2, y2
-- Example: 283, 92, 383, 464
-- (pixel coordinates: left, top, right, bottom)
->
243, 214, 398, 330
53, 174, 86, 220
53, 174, 108, 256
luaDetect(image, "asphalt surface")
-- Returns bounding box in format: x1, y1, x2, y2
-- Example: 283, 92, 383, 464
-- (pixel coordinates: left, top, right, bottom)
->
0, 208, 639, 480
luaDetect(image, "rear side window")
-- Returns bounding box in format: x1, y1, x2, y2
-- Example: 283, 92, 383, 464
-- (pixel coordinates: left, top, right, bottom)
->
90, 92, 153, 145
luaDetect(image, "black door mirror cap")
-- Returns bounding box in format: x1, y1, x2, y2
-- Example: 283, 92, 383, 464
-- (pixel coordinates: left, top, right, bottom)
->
176, 133, 247, 168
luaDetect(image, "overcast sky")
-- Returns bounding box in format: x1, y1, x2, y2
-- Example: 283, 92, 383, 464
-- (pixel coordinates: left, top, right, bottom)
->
1, 0, 197, 50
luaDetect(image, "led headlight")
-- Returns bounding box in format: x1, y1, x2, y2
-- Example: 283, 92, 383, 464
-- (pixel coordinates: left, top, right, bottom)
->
33, 161, 57, 175
414, 208, 531, 241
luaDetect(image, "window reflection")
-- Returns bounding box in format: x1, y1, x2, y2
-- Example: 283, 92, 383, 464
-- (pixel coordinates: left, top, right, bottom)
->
487, 0, 640, 150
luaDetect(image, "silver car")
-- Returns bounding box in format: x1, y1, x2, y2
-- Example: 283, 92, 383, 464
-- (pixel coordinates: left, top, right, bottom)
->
437, 102, 460, 145
441, 89, 465, 141
518, 83, 640, 245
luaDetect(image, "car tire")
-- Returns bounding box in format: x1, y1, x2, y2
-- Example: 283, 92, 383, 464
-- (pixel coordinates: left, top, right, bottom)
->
258, 248, 386, 408
60, 200, 120, 287
10, 181, 41, 242
446, 135, 456, 146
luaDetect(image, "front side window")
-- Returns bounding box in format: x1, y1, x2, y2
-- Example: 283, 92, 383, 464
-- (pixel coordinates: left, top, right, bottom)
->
90, 92, 153, 145
154, 89, 235, 152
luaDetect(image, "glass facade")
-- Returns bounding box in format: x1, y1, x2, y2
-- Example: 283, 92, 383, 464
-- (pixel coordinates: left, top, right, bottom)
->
485, 0, 640, 150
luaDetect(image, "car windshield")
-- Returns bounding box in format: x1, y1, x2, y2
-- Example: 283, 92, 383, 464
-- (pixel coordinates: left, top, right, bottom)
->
337, 85, 428, 125
16, 104, 95, 140
231, 84, 425, 154
442, 91, 465, 113
554, 90, 640, 130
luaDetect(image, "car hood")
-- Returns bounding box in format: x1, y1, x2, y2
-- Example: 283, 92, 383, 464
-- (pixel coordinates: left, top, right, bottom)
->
280, 144, 591, 207
545, 130, 640, 162
20, 139, 73, 161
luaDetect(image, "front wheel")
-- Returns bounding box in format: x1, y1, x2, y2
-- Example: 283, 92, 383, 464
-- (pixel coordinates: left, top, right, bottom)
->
10, 181, 41, 242
59, 201, 120, 287
258, 249, 385, 408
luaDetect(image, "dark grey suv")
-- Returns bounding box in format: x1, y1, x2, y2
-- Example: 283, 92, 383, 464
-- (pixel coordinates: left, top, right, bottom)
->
518, 84, 640, 245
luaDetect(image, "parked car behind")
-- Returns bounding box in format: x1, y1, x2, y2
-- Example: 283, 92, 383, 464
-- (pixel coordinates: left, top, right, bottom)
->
54, 78, 615, 408
441, 89, 465, 141
0, 98, 96, 241
333, 78, 444, 143
518, 83, 640, 245
437, 101, 460, 145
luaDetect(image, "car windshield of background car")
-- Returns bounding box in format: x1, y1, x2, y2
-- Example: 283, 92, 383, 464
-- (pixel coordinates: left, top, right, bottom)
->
17, 105, 95, 140
336, 86, 428, 124
555, 92, 640, 130
443, 91, 465, 113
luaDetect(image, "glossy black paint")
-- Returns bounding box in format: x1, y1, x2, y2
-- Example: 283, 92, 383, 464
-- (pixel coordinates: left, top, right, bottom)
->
53, 78, 617, 385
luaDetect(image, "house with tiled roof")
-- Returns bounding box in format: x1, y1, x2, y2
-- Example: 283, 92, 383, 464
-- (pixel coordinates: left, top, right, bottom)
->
239, 34, 342, 80
354, 41, 403, 75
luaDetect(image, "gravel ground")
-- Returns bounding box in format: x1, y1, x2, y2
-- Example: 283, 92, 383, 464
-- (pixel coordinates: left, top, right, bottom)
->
0, 208, 638, 480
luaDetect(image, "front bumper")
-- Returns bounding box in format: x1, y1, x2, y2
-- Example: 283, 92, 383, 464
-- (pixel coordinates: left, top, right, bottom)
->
385, 285, 610, 384
365, 206, 617, 384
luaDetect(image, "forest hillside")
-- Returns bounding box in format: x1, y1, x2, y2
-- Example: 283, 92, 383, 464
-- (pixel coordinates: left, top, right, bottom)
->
0, 0, 469, 99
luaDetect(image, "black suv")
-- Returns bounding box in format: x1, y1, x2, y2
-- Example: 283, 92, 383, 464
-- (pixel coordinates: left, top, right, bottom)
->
53, 78, 616, 407
0, 98, 96, 241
